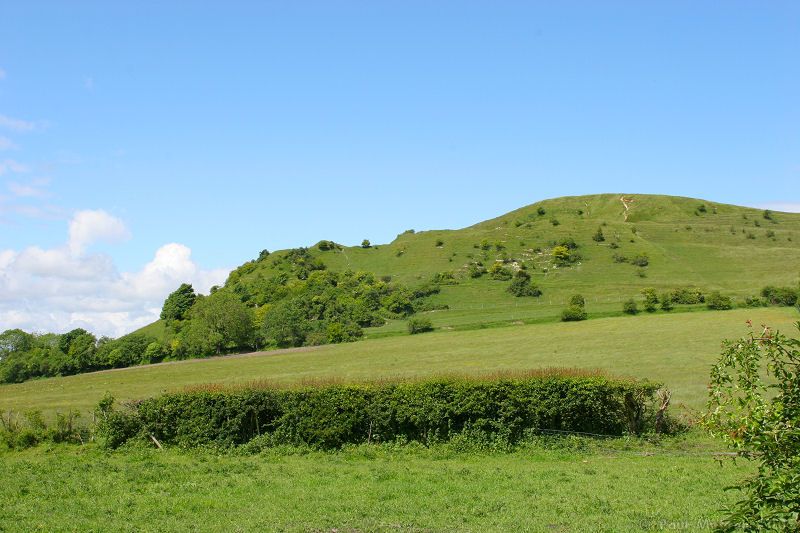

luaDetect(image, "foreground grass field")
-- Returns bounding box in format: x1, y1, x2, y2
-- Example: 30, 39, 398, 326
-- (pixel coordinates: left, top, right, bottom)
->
0, 437, 750, 532
3, 307, 797, 417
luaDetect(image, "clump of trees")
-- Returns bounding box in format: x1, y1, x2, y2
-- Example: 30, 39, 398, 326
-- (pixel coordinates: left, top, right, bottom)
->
0, 327, 160, 384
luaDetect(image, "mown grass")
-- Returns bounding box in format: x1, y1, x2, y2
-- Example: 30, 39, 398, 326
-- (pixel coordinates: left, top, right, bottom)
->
0, 435, 750, 532
3, 307, 797, 418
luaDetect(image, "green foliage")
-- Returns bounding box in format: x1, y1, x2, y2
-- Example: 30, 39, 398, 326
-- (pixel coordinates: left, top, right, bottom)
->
361, 239, 371, 249
1, 409, 85, 450
641, 288, 659, 313
182, 291, 255, 356
568, 294, 585, 308
592, 227, 605, 242
659, 293, 674, 312
317, 240, 337, 251
561, 294, 587, 321
407, 317, 434, 335
560, 306, 587, 322
488, 262, 513, 281
623, 299, 639, 315
705, 291, 733, 311
508, 271, 542, 297
537, 206, 546, 216
160, 283, 197, 321
761, 285, 799, 307
631, 253, 649, 267
703, 323, 800, 531
466, 262, 486, 278
670, 288, 705, 304
95, 375, 662, 449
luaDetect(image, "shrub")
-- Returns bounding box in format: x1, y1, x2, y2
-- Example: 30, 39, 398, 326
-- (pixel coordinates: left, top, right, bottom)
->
706, 291, 733, 310
431, 271, 457, 285
641, 288, 658, 312
361, 239, 371, 248
623, 299, 639, 315
569, 294, 586, 308
435, 239, 444, 247
561, 306, 587, 322
612, 253, 628, 263
488, 262, 513, 281
670, 288, 705, 304
659, 293, 673, 312
743, 296, 768, 308
631, 253, 649, 267
550, 218, 560, 226
537, 207, 546, 216
760, 286, 798, 307
592, 227, 605, 242
466, 263, 486, 278
407, 317, 434, 335
95, 375, 662, 449
508, 271, 542, 297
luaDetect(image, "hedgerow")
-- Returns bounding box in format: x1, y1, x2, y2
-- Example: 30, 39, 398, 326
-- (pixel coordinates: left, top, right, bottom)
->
95, 374, 662, 450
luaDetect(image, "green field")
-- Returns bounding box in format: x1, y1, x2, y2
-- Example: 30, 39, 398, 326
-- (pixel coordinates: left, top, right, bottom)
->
0, 438, 750, 532
3, 307, 797, 418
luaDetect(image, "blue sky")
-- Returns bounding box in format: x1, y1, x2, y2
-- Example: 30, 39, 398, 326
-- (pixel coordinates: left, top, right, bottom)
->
0, 1, 798, 335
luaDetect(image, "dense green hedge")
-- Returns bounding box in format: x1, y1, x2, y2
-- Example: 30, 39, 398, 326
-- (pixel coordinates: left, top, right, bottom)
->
96, 376, 662, 449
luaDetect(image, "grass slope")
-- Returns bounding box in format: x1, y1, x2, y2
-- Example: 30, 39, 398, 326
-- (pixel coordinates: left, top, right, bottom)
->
136, 193, 800, 338
4, 307, 797, 417
0, 441, 750, 532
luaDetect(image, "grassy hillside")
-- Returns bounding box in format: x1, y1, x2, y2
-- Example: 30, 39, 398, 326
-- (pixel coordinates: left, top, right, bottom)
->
4, 307, 797, 418
137, 193, 800, 338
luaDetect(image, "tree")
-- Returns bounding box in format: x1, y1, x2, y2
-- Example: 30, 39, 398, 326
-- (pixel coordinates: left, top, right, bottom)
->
659, 292, 673, 312
361, 239, 371, 249
160, 283, 197, 321
185, 291, 254, 355
592, 227, 605, 242
703, 323, 800, 531
551, 245, 572, 265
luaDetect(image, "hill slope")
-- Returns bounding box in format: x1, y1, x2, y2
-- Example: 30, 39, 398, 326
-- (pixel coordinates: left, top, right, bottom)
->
139, 193, 800, 339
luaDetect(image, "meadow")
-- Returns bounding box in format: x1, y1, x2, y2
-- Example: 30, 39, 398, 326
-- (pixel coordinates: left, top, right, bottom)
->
0, 437, 750, 532
2, 306, 796, 418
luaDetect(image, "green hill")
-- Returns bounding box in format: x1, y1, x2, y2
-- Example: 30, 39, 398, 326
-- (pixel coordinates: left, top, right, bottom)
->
140, 193, 800, 339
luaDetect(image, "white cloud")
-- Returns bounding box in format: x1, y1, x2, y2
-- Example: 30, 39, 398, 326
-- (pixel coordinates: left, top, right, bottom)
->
756, 202, 800, 214
0, 158, 30, 175
0, 114, 38, 132
67, 209, 131, 255
0, 213, 229, 337
7, 179, 49, 198
0, 137, 17, 151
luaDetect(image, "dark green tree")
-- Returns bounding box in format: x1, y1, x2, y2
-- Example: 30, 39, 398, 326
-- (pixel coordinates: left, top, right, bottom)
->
184, 291, 254, 355
160, 283, 197, 321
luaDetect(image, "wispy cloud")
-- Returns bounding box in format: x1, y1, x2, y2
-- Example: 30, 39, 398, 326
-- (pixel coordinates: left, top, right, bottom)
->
756, 202, 800, 213
7, 178, 50, 198
0, 158, 30, 175
0, 68, 6, 80
0, 114, 39, 132
0, 136, 17, 151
